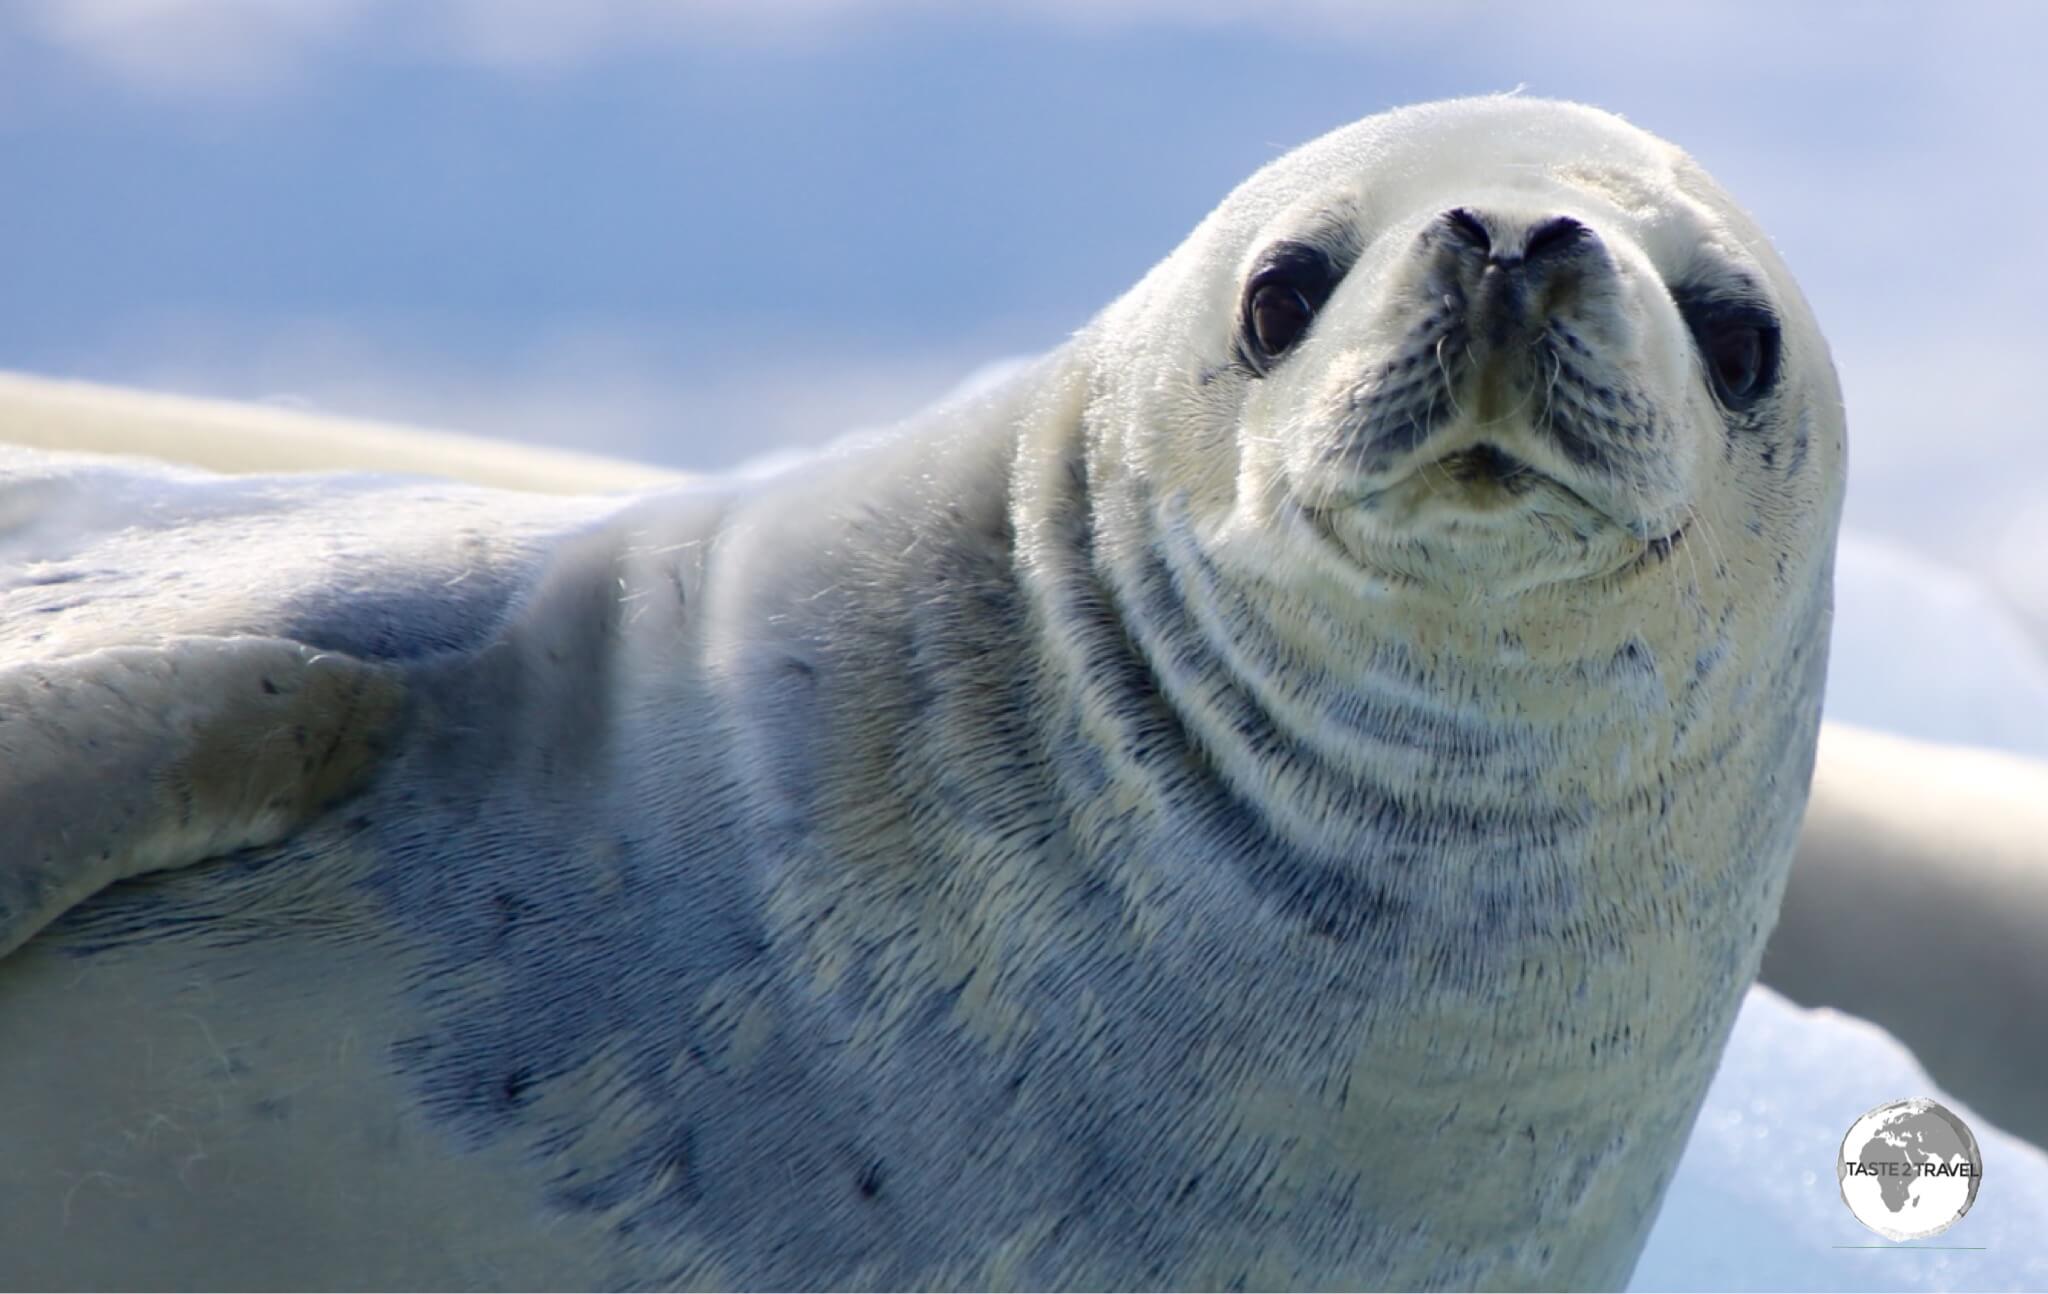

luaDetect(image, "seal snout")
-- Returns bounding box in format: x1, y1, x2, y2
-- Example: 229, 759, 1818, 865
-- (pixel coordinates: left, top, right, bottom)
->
1436, 207, 1603, 350
1311, 203, 1662, 521
1283, 194, 1703, 589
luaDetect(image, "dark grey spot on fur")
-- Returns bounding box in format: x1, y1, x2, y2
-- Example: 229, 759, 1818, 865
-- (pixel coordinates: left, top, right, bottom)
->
1786, 408, 1812, 476
857, 1160, 886, 1199
250, 1095, 293, 1122
499, 1068, 535, 1110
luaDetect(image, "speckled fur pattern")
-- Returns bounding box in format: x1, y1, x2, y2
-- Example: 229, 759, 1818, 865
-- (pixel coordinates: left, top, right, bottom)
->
0, 97, 1843, 1290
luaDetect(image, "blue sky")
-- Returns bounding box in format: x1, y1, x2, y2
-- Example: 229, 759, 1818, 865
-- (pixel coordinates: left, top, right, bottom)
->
2, 1, 2044, 617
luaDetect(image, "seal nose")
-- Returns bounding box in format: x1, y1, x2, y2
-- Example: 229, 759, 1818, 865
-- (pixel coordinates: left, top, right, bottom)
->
1519, 214, 1593, 263
1436, 210, 1601, 346
1439, 209, 1593, 265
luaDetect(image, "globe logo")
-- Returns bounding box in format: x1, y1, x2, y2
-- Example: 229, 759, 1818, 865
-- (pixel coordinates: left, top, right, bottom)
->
1837, 1098, 1983, 1241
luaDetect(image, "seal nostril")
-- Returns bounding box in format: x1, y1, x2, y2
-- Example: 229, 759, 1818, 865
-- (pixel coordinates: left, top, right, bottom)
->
1524, 216, 1589, 262
1442, 207, 1492, 252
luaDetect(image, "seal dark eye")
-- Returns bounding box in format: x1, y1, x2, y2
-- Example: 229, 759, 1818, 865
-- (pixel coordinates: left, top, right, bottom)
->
1674, 287, 1782, 412
1249, 282, 1314, 363
1239, 242, 1340, 376
1704, 322, 1762, 399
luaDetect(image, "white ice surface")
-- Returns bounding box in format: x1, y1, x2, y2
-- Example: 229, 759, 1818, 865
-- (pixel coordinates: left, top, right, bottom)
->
1633, 987, 2048, 1291
1631, 531, 2048, 1290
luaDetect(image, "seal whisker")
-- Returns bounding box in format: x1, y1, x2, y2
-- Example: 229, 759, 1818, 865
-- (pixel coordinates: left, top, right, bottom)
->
1433, 333, 1466, 422
1538, 345, 1564, 437
1688, 501, 1731, 580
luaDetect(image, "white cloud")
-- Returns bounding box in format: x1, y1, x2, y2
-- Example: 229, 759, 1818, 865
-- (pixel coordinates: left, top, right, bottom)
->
23, 0, 364, 95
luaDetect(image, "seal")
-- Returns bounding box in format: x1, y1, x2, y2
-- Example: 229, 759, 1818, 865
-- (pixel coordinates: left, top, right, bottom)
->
0, 95, 1845, 1290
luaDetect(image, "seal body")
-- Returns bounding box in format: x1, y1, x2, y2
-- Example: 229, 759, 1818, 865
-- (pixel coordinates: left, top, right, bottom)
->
0, 96, 1844, 1290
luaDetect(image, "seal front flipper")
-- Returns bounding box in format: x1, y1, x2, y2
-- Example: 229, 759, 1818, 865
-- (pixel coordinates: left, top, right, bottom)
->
0, 635, 404, 957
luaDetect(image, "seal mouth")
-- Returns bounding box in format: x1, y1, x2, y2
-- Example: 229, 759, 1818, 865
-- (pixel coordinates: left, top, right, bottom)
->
1355, 441, 1591, 517
1566, 520, 1690, 587
1608, 524, 1689, 578
1427, 444, 1537, 490
1398, 445, 1691, 563
1305, 442, 1692, 589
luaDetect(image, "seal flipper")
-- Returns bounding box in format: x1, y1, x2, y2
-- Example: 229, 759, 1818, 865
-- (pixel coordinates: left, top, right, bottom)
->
0, 635, 404, 958
1773, 724, 2048, 1152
